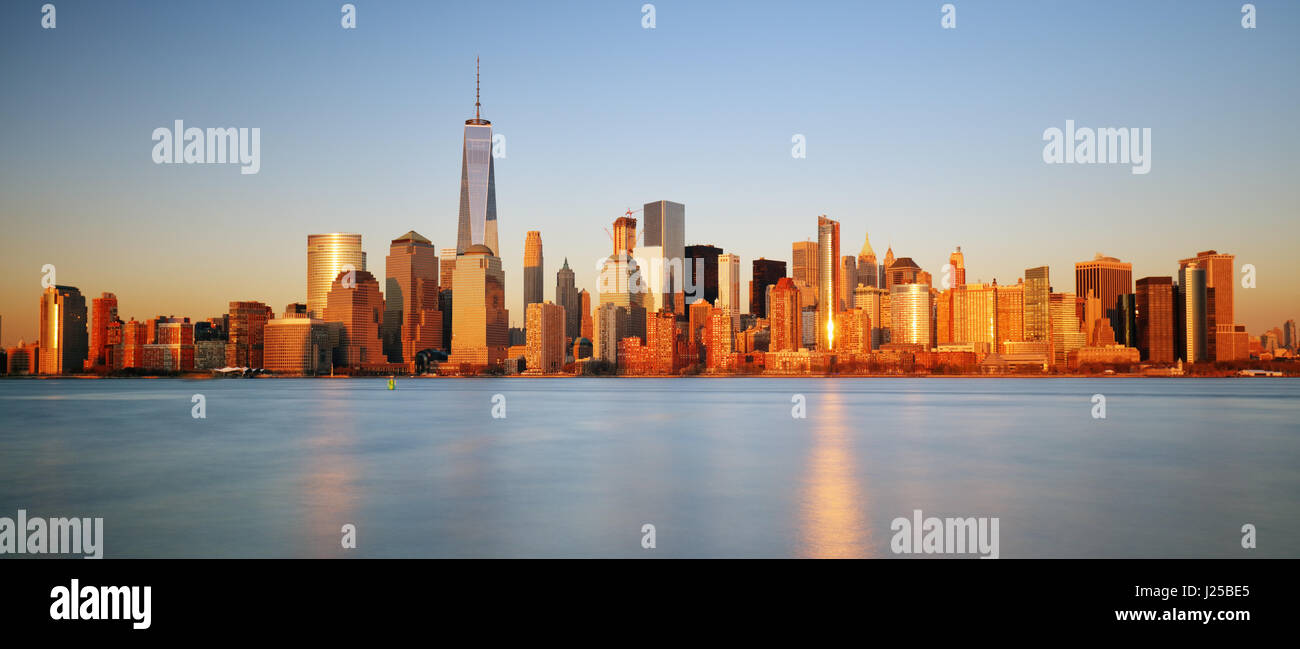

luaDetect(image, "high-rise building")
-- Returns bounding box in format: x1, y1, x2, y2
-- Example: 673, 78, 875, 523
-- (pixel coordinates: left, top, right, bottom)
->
324, 269, 386, 367
995, 280, 1025, 352
264, 316, 332, 375
718, 253, 741, 321
38, 285, 87, 375
383, 231, 442, 364
456, 58, 498, 256
579, 289, 593, 340
1075, 253, 1132, 341
890, 283, 931, 347
450, 244, 508, 368
1024, 266, 1050, 342
684, 244, 722, 305
439, 247, 458, 290
1049, 292, 1086, 366
1135, 276, 1174, 363
815, 216, 841, 351
1178, 250, 1234, 360
769, 278, 802, 352
642, 200, 686, 299
1285, 319, 1298, 351
524, 231, 544, 313
594, 302, 627, 364
88, 292, 118, 369
792, 241, 818, 287
613, 216, 637, 255
750, 257, 786, 317
885, 257, 922, 288
1177, 263, 1207, 363
952, 284, 996, 347
556, 258, 580, 341
947, 247, 967, 288
857, 232, 878, 288
525, 301, 565, 374
225, 301, 274, 368
707, 306, 735, 371
307, 233, 366, 319
882, 247, 896, 290
839, 256, 857, 311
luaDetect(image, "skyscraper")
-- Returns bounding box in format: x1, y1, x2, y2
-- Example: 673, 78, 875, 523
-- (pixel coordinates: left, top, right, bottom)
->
769, 278, 801, 352
750, 257, 786, 317
525, 301, 565, 374
450, 244, 508, 368
524, 231, 544, 313
1024, 266, 1050, 342
225, 301, 274, 368
792, 241, 818, 287
684, 244, 722, 304
857, 232, 878, 288
948, 247, 967, 288
383, 231, 442, 363
1177, 263, 1207, 363
1135, 276, 1174, 363
718, 253, 741, 319
839, 256, 857, 311
456, 58, 498, 256
38, 285, 87, 375
307, 233, 366, 319
815, 216, 841, 351
324, 270, 386, 367
579, 289, 593, 340
89, 292, 118, 369
556, 258, 579, 341
439, 247, 458, 289
1074, 253, 1132, 341
643, 200, 686, 291
612, 216, 637, 255
1178, 250, 1234, 360
890, 283, 931, 347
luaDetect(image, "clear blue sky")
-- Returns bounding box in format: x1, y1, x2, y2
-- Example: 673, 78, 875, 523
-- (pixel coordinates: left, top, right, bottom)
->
1, 0, 1296, 344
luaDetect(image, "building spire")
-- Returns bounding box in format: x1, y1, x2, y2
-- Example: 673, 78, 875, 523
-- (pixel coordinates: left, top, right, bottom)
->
475, 56, 481, 120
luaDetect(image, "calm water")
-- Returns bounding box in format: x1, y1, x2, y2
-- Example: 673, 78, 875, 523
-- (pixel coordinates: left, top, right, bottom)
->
0, 377, 1296, 558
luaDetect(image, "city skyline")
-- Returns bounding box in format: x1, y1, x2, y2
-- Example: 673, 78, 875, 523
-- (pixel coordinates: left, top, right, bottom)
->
2, 1, 1298, 346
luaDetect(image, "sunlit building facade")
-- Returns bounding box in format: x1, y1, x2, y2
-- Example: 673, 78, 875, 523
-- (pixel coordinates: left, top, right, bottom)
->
307, 233, 366, 319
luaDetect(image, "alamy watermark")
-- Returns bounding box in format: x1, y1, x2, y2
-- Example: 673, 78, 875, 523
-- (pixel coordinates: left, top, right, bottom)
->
1042, 120, 1151, 175
152, 120, 261, 174
890, 509, 999, 558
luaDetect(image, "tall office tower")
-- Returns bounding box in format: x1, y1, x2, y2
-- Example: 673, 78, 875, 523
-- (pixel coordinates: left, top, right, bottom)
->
854, 285, 887, 349
792, 241, 818, 287
1178, 250, 1234, 360
450, 244, 508, 367
707, 306, 735, 371
687, 299, 712, 359
814, 216, 841, 351
556, 258, 580, 341
882, 247, 896, 290
613, 216, 637, 255
935, 289, 954, 344
1177, 263, 1207, 363
383, 231, 442, 363
642, 200, 686, 295
947, 247, 967, 288
1049, 292, 1086, 366
524, 231, 544, 313
120, 318, 147, 369
579, 289, 593, 340
995, 280, 1025, 352
264, 315, 332, 376
718, 253, 741, 320
439, 248, 458, 289
890, 283, 932, 346
525, 301, 565, 373
1024, 266, 1051, 342
750, 258, 787, 317
1082, 291, 1117, 346
769, 278, 802, 352
1135, 277, 1175, 362
684, 244, 722, 304
1074, 253, 1132, 340
439, 289, 453, 350
839, 256, 857, 311
857, 232, 878, 288
836, 308, 872, 355
88, 292, 118, 368
1116, 294, 1138, 347
38, 285, 87, 375
225, 301, 274, 368
324, 270, 385, 367
1285, 319, 1298, 351
952, 284, 996, 346
594, 302, 627, 364
886, 257, 922, 288
456, 58, 498, 256
307, 233, 366, 319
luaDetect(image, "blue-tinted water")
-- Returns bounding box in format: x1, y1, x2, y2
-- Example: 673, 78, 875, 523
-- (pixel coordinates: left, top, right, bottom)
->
0, 378, 1295, 558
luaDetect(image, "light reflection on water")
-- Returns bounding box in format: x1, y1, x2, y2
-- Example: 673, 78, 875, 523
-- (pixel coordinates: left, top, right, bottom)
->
0, 377, 1296, 558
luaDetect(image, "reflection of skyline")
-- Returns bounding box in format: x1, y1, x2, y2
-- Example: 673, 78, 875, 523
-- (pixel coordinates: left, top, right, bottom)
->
299, 388, 359, 558
797, 387, 873, 558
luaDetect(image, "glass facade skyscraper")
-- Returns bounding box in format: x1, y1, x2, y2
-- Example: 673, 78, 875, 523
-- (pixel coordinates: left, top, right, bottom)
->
457, 60, 498, 256
307, 233, 366, 320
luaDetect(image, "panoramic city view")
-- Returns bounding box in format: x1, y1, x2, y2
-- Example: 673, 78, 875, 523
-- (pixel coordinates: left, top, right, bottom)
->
0, 0, 1296, 635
